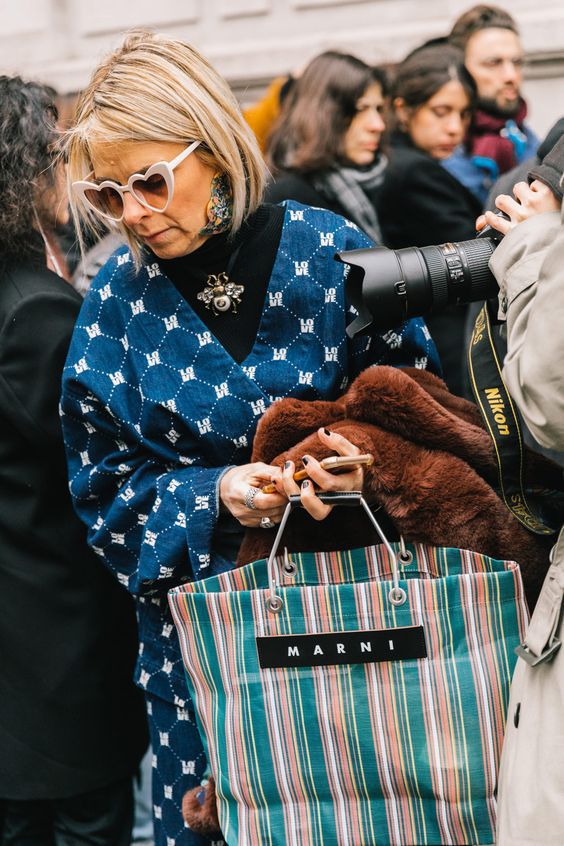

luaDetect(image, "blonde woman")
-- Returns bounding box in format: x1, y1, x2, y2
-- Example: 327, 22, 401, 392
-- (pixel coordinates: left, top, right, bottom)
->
61, 30, 440, 845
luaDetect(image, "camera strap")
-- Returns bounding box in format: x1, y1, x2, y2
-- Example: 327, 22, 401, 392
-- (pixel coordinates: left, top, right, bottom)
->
468, 300, 563, 536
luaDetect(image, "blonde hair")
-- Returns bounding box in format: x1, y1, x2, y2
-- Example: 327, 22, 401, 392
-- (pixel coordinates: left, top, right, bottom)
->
65, 30, 267, 264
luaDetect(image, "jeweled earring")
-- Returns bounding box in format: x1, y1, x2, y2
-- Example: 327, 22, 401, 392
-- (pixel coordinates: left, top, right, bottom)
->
200, 172, 233, 236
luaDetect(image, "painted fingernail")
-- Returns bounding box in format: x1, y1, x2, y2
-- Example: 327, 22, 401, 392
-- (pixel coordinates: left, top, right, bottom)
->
302, 456, 309, 465
324, 428, 331, 436
302, 479, 310, 489
284, 460, 291, 470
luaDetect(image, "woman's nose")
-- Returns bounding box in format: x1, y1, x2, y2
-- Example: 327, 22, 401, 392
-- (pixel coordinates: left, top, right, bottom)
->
372, 112, 386, 133
445, 114, 464, 137
122, 191, 150, 226
367, 108, 386, 133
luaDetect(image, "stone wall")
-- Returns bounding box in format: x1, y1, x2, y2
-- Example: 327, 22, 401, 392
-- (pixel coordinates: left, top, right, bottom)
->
1, 0, 563, 136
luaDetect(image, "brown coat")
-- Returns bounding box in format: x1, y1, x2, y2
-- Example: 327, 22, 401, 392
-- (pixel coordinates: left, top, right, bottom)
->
238, 365, 555, 608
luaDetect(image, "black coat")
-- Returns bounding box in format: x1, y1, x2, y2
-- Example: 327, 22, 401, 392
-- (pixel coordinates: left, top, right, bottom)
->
265, 169, 385, 246
0, 251, 147, 800
377, 135, 483, 396
265, 170, 346, 216
376, 134, 482, 248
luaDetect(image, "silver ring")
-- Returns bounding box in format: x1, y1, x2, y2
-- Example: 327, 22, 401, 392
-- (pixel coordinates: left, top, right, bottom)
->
260, 517, 276, 529
244, 486, 259, 510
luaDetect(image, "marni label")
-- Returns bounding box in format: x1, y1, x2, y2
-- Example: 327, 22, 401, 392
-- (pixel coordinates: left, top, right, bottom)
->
256, 626, 427, 669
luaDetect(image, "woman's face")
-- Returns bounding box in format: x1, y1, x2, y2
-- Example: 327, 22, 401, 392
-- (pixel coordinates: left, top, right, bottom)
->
396, 80, 472, 159
89, 140, 217, 259
343, 82, 386, 166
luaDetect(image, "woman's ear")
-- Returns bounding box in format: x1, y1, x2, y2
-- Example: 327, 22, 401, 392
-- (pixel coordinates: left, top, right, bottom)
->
393, 97, 411, 132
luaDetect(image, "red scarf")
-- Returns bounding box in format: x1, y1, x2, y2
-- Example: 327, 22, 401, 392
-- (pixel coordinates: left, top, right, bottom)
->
469, 99, 528, 174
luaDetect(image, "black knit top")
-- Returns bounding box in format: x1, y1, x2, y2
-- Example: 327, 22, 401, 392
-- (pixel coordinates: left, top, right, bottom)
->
156, 204, 284, 363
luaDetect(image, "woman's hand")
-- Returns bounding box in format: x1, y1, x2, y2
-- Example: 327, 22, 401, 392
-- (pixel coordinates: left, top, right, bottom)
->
220, 462, 287, 527
269, 428, 364, 521
476, 180, 560, 236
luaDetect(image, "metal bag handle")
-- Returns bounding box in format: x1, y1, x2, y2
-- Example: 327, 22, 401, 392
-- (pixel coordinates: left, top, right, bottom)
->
267, 492, 407, 613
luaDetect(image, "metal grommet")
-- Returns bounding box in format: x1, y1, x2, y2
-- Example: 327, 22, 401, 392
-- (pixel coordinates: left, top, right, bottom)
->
398, 536, 413, 566
267, 595, 284, 613
282, 547, 297, 577
389, 586, 407, 606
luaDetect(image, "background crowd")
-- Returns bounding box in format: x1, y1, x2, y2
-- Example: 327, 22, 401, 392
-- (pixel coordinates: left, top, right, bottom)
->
0, 4, 562, 846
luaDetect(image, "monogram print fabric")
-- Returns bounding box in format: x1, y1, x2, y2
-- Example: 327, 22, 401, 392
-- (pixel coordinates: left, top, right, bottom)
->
146, 692, 226, 846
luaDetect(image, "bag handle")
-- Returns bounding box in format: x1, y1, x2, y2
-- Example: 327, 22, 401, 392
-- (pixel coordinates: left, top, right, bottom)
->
266, 491, 407, 613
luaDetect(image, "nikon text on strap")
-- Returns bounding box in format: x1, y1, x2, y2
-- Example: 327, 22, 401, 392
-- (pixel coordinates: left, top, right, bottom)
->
468, 300, 560, 535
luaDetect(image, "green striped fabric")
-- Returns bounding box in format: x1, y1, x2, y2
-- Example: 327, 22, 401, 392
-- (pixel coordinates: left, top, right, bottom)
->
168, 543, 528, 845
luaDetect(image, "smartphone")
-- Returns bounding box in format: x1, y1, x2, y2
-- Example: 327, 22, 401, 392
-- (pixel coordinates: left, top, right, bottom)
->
261, 454, 373, 494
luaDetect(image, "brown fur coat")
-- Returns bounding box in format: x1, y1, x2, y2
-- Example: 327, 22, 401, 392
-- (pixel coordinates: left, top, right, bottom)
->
238, 365, 553, 606
183, 365, 557, 836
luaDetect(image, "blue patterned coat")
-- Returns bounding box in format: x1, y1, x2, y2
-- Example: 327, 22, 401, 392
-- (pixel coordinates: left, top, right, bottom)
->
61, 202, 439, 706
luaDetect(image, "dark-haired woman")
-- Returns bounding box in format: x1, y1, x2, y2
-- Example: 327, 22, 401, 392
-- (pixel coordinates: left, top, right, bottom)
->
0, 75, 146, 845
265, 51, 387, 244
376, 45, 483, 395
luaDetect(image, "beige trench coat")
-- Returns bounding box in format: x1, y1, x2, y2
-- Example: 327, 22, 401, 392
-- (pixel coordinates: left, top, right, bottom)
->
489, 199, 564, 845
491, 202, 564, 451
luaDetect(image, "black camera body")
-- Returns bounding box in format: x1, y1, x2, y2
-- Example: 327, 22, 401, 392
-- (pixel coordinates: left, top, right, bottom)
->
337, 227, 502, 337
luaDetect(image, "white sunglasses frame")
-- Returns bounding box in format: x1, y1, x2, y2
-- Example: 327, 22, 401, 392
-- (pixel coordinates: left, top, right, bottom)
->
72, 140, 201, 222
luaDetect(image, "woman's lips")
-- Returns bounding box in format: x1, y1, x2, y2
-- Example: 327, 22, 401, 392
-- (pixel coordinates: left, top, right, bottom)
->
141, 228, 169, 244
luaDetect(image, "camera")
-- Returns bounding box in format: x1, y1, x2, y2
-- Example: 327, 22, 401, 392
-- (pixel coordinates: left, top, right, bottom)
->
336, 140, 564, 337
337, 222, 504, 338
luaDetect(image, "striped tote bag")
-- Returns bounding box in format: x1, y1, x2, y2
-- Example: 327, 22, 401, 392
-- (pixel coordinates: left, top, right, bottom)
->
168, 494, 528, 846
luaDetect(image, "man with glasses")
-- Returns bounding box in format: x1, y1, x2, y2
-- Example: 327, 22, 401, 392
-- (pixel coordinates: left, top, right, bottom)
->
443, 4, 539, 205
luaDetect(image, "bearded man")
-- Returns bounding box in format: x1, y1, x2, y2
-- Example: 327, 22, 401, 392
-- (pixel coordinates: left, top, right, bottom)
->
443, 4, 539, 205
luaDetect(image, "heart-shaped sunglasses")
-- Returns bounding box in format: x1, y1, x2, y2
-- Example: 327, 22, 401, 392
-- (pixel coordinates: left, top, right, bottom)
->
72, 140, 201, 222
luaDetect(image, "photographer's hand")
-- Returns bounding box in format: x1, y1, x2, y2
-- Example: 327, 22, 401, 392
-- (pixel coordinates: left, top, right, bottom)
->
477, 180, 560, 235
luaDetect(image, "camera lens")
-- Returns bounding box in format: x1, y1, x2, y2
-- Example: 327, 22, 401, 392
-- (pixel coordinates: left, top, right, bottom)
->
338, 236, 499, 336
420, 237, 498, 304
